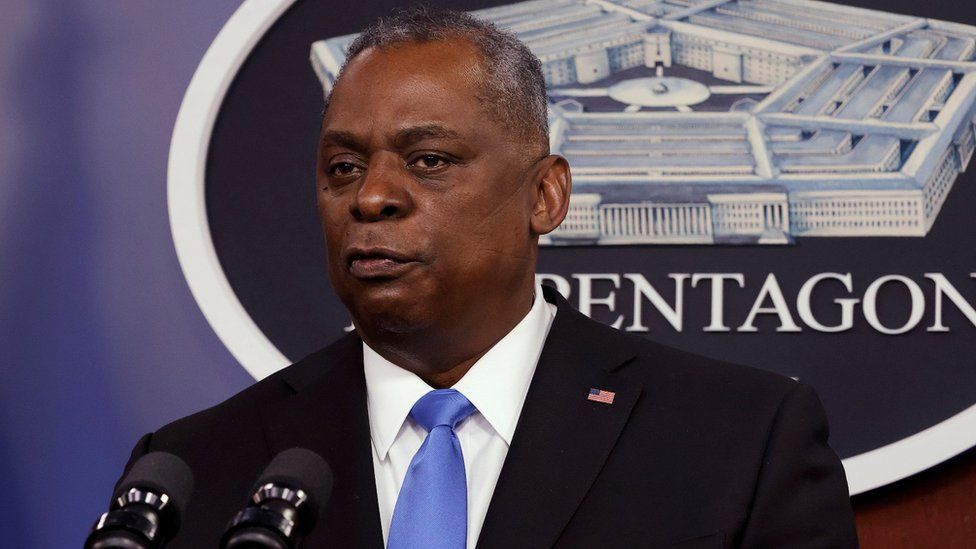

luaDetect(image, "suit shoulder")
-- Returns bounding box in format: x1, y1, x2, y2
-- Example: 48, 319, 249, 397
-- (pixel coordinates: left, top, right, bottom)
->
597, 326, 800, 410
602, 330, 819, 459
151, 338, 352, 445
635, 334, 792, 387
550, 297, 798, 404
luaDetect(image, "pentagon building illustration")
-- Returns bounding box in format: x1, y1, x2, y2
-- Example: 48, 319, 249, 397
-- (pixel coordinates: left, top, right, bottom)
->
310, 0, 976, 245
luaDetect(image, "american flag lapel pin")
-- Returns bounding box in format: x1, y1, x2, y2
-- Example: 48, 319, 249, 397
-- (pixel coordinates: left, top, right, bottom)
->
587, 387, 615, 405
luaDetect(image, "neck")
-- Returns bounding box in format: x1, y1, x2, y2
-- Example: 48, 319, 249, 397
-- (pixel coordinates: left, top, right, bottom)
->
361, 285, 536, 388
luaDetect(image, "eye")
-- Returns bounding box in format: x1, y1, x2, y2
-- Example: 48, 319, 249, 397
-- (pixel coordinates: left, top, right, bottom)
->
409, 154, 450, 171
328, 161, 361, 178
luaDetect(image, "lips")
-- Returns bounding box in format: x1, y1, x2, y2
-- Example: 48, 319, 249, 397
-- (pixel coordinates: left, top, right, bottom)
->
345, 247, 420, 280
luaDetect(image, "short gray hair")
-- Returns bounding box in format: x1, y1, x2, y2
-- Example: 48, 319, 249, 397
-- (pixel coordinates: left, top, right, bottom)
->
333, 6, 549, 153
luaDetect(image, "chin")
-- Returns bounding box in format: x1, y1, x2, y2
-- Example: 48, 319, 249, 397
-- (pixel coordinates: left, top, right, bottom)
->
347, 290, 435, 336
356, 309, 435, 337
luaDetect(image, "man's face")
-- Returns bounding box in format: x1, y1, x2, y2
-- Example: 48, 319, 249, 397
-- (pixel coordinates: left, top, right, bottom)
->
317, 38, 543, 342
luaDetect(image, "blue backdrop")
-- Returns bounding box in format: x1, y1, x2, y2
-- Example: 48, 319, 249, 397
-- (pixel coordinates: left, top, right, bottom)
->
0, 1, 252, 545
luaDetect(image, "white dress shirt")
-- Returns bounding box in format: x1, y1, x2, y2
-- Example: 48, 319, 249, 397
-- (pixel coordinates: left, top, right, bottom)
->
363, 287, 557, 548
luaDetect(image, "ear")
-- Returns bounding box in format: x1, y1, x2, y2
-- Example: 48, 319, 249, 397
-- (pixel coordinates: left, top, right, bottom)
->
529, 155, 572, 236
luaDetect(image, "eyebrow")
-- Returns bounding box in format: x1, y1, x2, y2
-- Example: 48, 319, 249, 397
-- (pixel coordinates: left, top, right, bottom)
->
320, 130, 364, 151
320, 124, 463, 152
392, 124, 462, 148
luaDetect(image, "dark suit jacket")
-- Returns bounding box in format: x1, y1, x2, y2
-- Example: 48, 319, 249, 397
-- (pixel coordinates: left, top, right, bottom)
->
120, 286, 858, 548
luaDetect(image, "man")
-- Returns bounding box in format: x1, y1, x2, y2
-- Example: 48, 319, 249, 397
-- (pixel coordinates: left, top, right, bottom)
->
118, 8, 858, 548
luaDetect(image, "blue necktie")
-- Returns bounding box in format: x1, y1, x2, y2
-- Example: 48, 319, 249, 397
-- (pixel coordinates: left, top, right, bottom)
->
388, 389, 476, 549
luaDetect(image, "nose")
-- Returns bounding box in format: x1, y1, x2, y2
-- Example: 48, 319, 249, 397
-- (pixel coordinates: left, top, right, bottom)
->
350, 154, 412, 222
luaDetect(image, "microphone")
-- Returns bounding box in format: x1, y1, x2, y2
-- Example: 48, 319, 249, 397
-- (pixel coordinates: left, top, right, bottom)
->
220, 448, 333, 549
85, 452, 194, 549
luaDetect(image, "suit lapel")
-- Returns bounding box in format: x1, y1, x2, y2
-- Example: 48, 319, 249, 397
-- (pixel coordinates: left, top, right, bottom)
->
256, 288, 641, 548
478, 287, 643, 548
260, 335, 384, 548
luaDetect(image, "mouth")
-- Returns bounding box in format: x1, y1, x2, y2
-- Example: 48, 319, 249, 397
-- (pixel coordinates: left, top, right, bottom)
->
345, 247, 421, 280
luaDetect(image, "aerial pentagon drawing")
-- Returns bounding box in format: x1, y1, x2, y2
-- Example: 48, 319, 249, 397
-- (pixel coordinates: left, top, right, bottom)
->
310, 0, 976, 246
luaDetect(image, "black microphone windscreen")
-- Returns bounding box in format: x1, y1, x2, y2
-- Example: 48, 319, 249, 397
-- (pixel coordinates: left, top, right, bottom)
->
254, 448, 333, 518
114, 451, 194, 521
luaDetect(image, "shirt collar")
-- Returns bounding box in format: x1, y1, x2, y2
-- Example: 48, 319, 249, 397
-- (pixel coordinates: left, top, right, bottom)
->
363, 286, 556, 458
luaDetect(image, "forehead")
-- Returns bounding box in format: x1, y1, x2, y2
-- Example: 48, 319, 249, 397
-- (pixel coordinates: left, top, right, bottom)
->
324, 38, 491, 134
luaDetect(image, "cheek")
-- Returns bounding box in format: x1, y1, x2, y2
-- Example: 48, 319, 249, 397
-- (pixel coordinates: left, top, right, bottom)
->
318, 197, 347, 240
443, 182, 521, 227
467, 194, 530, 245
320, 223, 351, 282
423, 195, 529, 278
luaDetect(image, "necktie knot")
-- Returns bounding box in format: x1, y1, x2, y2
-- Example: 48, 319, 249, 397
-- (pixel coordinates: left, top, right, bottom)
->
410, 389, 476, 432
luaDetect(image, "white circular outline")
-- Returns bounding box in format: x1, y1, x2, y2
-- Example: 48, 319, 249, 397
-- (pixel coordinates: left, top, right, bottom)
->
168, 0, 293, 381
167, 0, 976, 496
